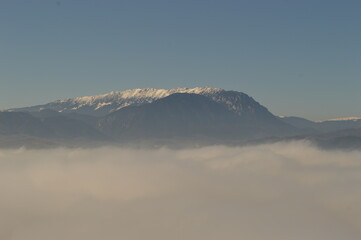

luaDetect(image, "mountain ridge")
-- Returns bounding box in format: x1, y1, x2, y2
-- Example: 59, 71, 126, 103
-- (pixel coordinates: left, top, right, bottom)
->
9, 87, 272, 118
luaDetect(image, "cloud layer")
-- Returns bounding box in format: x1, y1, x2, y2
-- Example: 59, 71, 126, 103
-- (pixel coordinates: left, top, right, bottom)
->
0, 141, 361, 239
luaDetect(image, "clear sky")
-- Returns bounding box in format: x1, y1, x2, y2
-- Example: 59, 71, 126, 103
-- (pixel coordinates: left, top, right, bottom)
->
1, 0, 360, 120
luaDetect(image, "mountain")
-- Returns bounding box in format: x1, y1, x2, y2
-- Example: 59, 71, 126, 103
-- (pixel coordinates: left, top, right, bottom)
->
1, 88, 302, 148
9, 87, 280, 118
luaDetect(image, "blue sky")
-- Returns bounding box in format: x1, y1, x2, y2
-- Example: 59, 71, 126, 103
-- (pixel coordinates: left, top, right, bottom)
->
1, 0, 360, 120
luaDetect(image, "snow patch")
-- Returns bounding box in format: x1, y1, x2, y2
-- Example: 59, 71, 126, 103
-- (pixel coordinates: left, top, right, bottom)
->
317, 117, 361, 122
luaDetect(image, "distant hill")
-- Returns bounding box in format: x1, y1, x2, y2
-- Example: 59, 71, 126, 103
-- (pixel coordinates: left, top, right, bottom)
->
279, 116, 361, 133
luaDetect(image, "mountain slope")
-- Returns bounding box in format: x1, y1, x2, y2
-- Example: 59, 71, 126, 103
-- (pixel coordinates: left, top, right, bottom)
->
0, 111, 108, 141
98, 93, 297, 143
0, 112, 50, 137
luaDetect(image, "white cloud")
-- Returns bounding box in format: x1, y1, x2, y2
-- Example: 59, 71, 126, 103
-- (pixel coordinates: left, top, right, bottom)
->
0, 141, 360, 239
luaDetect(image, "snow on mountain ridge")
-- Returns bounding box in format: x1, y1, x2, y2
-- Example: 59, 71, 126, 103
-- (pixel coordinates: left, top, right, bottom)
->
316, 117, 361, 122
10, 87, 272, 117
55, 87, 225, 112
64, 87, 223, 105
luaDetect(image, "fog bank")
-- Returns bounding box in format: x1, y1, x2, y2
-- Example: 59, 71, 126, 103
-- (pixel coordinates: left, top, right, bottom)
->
0, 141, 361, 239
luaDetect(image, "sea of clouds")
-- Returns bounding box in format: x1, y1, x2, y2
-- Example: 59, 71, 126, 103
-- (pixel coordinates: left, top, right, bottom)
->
0, 140, 361, 239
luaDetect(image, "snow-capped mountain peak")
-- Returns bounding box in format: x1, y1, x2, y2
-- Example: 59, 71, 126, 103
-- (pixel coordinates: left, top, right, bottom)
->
65, 87, 223, 105
9, 87, 272, 118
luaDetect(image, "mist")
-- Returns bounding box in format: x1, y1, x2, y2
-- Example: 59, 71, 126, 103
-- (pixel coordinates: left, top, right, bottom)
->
1, 141, 361, 240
